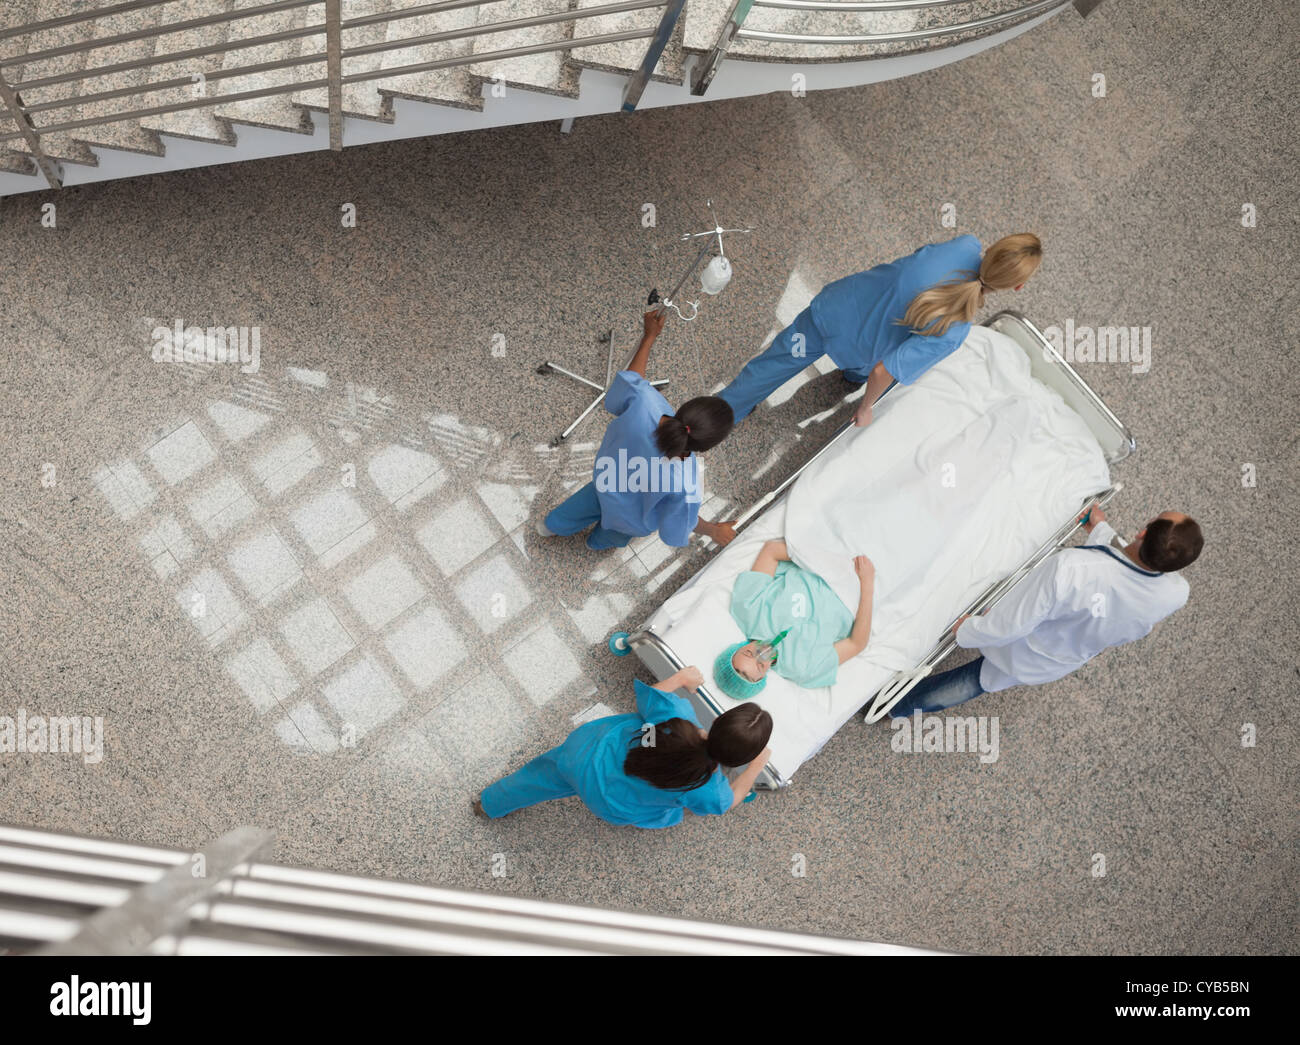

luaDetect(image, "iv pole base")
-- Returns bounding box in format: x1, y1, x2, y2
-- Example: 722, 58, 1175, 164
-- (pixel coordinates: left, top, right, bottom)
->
538, 328, 668, 446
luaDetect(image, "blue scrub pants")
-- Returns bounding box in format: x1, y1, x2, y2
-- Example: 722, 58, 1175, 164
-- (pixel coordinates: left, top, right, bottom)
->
545, 482, 633, 550
481, 745, 575, 818
888, 657, 986, 717
719, 307, 868, 422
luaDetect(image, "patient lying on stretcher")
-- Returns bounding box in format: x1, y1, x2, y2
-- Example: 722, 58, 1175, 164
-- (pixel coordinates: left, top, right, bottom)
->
711, 540, 876, 700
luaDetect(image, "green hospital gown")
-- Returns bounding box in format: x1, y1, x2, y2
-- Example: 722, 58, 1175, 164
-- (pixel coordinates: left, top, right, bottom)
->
729, 561, 856, 690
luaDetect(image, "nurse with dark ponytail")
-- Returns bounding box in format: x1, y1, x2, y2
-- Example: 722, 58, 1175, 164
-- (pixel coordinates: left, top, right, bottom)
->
476, 666, 774, 829
538, 307, 739, 549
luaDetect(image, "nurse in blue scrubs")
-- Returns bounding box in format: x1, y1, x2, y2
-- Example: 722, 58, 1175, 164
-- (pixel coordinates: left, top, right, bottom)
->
718, 233, 1043, 424
475, 666, 774, 828
538, 308, 739, 549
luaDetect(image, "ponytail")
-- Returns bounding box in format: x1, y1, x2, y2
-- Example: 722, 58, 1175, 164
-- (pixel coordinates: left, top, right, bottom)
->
900, 233, 1043, 338
654, 395, 735, 459
624, 717, 717, 791
623, 704, 774, 794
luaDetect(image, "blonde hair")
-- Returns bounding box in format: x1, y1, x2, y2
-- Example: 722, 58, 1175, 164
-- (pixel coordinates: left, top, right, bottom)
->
899, 233, 1043, 338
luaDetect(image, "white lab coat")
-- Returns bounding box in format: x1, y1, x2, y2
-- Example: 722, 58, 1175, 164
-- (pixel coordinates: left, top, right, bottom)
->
956, 522, 1190, 692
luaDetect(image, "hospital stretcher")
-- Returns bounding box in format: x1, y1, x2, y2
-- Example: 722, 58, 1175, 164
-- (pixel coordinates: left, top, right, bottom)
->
626, 311, 1136, 791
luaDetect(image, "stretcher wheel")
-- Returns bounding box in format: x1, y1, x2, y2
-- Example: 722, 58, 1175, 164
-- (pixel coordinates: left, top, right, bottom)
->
608, 631, 632, 656
536, 363, 552, 374
743, 791, 756, 803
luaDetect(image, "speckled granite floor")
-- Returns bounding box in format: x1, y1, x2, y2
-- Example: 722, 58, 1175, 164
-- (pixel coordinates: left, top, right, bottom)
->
0, 0, 1296, 954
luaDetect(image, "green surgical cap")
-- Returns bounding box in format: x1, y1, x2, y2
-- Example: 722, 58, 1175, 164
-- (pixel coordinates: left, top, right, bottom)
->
712, 641, 768, 702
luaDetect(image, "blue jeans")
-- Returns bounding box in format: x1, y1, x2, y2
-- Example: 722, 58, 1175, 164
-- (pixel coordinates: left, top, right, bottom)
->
719, 307, 829, 422
545, 482, 633, 550
888, 657, 986, 717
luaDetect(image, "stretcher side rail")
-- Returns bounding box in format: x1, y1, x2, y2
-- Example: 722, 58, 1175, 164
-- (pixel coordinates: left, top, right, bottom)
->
987, 310, 1136, 464
861, 482, 1123, 724
732, 388, 902, 535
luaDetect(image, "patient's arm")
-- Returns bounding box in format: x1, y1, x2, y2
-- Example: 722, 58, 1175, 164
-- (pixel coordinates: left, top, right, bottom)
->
751, 539, 789, 577
834, 555, 876, 664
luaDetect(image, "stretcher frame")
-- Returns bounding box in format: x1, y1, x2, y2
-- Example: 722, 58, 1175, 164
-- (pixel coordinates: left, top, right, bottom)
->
628, 310, 1136, 790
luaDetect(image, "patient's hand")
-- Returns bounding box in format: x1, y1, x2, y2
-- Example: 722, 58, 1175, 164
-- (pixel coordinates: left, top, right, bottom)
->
853, 401, 873, 427
853, 555, 875, 586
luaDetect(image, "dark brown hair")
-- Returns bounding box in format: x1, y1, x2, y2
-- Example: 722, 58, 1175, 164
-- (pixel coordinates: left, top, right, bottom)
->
623, 705, 772, 792
655, 396, 735, 460
1139, 516, 1203, 572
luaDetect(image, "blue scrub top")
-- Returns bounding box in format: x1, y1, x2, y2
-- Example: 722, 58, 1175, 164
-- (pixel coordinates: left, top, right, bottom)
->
563, 680, 734, 828
809, 235, 982, 384
594, 371, 701, 546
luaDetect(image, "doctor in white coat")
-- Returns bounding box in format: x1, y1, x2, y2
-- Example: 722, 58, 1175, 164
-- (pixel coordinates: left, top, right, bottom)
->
887, 507, 1203, 716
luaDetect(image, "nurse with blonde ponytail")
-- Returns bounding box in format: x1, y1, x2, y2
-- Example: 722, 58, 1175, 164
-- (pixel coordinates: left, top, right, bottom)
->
718, 234, 1043, 425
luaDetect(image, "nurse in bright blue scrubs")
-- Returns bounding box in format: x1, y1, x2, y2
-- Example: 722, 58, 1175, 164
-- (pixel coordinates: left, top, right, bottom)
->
539, 308, 740, 549
476, 666, 773, 828
718, 233, 1043, 424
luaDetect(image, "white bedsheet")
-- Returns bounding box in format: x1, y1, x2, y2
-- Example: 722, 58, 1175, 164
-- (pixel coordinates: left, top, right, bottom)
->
643, 325, 1111, 781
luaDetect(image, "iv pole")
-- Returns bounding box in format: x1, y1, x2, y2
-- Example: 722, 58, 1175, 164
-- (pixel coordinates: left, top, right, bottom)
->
536, 201, 753, 447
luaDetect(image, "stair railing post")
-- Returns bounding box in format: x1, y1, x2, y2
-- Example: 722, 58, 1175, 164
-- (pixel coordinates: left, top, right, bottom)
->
691, 0, 753, 97
326, 0, 343, 150
0, 67, 62, 189
39, 826, 275, 956
622, 0, 688, 112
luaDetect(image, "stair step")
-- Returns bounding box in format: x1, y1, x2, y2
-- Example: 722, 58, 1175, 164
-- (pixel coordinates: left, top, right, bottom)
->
699, 0, 1045, 62
292, 0, 393, 122
0, 149, 37, 175
377, 4, 483, 113
566, 0, 685, 85
37, 4, 168, 158
468, 0, 580, 99
3, 3, 100, 166
209, 0, 320, 133
137, 0, 239, 145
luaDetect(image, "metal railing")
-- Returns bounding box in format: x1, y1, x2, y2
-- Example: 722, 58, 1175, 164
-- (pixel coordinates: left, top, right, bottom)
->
0, 0, 684, 189
0, 0, 1076, 190
692, 0, 1070, 94
0, 822, 934, 954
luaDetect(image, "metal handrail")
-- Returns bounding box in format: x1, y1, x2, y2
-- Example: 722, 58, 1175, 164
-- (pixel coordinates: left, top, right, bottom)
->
0, 823, 931, 954
11, 0, 665, 116
0, 26, 661, 142
0, 0, 1065, 189
0, 0, 185, 43
14, 23, 328, 92
755, 1, 978, 8
694, 0, 1067, 93
737, 0, 1068, 45
0, 0, 321, 67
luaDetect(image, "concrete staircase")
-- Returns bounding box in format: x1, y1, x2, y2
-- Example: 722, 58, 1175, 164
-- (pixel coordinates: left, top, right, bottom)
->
0, 0, 1073, 193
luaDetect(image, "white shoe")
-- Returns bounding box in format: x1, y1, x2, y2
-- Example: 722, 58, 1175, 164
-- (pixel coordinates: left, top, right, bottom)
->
536, 519, 556, 537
